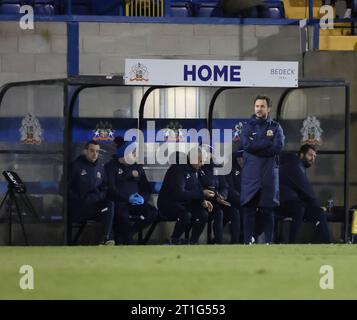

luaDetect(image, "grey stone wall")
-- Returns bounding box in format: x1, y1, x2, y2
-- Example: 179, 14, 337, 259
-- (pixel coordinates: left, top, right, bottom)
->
79, 23, 302, 75
0, 21, 67, 88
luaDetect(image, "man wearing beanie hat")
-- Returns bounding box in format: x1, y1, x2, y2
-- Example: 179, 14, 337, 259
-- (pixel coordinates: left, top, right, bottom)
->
105, 136, 157, 245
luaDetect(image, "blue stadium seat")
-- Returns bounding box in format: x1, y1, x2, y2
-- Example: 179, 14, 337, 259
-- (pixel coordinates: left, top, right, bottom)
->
0, 0, 21, 14
33, 0, 57, 15
239, 6, 259, 18
171, 1, 194, 17
195, 1, 224, 17
259, 0, 285, 19
92, 0, 122, 16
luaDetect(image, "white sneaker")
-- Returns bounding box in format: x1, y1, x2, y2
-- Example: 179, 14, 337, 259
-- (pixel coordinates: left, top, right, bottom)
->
99, 240, 115, 246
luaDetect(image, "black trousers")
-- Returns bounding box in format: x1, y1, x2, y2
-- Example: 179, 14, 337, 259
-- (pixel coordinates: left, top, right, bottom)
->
242, 207, 275, 244
114, 202, 158, 245
223, 206, 241, 244
161, 202, 208, 244
70, 199, 114, 243
280, 200, 331, 243
242, 191, 275, 244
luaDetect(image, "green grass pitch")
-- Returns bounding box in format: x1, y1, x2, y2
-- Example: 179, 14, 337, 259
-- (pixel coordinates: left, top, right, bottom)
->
0, 245, 356, 300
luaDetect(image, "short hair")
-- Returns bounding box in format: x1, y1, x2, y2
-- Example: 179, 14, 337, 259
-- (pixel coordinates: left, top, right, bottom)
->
188, 146, 206, 164
299, 144, 316, 156
84, 140, 99, 149
254, 95, 271, 108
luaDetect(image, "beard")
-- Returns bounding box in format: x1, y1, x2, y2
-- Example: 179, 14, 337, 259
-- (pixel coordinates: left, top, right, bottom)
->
302, 159, 313, 168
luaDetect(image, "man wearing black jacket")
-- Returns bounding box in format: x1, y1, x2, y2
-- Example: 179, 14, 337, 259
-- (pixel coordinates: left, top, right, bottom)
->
158, 147, 215, 245
105, 137, 157, 245
279, 144, 331, 243
198, 160, 230, 244
69, 140, 114, 245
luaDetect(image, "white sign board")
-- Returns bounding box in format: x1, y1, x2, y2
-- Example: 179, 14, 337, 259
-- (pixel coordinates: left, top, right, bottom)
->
124, 59, 298, 87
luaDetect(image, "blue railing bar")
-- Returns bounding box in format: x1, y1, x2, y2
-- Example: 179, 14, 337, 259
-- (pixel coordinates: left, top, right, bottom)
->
313, 22, 320, 50
0, 15, 305, 25
309, 0, 313, 20
66, 0, 72, 15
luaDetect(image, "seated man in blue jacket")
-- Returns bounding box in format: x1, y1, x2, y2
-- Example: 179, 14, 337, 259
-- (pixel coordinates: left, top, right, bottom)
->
198, 149, 231, 244
158, 147, 215, 245
105, 137, 157, 245
279, 144, 331, 243
69, 140, 114, 245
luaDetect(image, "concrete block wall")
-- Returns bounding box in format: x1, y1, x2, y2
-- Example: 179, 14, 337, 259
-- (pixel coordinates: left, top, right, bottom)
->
79, 23, 303, 76
0, 21, 67, 89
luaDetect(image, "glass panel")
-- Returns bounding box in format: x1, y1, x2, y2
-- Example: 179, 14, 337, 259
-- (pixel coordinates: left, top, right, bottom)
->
140, 87, 215, 119
0, 83, 64, 245
73, 86, 137, 163
308, 154, 345, 207
280, 87, 346, 151
212, 88, 284, 119
141, 87, 213, 183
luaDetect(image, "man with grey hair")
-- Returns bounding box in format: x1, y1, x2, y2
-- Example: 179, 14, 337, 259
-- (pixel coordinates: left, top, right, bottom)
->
158, 147, 215, 244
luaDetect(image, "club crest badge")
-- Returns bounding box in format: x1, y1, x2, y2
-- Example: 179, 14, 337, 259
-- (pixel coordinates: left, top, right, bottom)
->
81, 169, 87, 176
97, 171, 102, 179
300, 116, 323, 145
93, 121, 115, 141
266, 130, 274, 137
164, 121, 185, 142
186, 173, 191, 180
129, 62, 149, 82
19, 113, 43, 145
233, 122, 243, 142
118, 168, 123, 175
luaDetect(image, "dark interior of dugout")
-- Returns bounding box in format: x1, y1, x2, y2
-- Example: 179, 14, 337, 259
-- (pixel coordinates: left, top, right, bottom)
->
0, 77, 351, 245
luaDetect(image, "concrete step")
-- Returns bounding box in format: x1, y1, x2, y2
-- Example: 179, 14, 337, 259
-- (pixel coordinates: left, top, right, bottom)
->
319, 35, 357, 50
320, 23, 353, 36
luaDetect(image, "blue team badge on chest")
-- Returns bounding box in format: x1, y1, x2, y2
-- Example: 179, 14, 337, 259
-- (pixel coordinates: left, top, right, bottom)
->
118, 168, 123, 175
266, 130, 274, 137
186, 173, 191, 180
97, 171, 102, 179
81, 169, 87, 176
235, 170, 240, 176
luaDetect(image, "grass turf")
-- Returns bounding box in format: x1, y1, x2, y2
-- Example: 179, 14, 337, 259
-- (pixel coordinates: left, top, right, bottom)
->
0, 244, 356, 300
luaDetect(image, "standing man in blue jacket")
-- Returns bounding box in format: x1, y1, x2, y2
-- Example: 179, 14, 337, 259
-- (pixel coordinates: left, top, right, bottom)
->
279, 145, 331, 243
240, 95, 285, 244
69, 140, 114, 245
158, 147, 215, 245
105, 137, 158, 245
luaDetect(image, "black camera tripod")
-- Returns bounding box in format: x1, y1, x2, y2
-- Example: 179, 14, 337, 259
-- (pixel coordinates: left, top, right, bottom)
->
0, 185, 37, 246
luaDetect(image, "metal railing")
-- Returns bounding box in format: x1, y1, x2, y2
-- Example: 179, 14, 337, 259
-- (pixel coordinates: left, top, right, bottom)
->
125, 0, 165, 17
